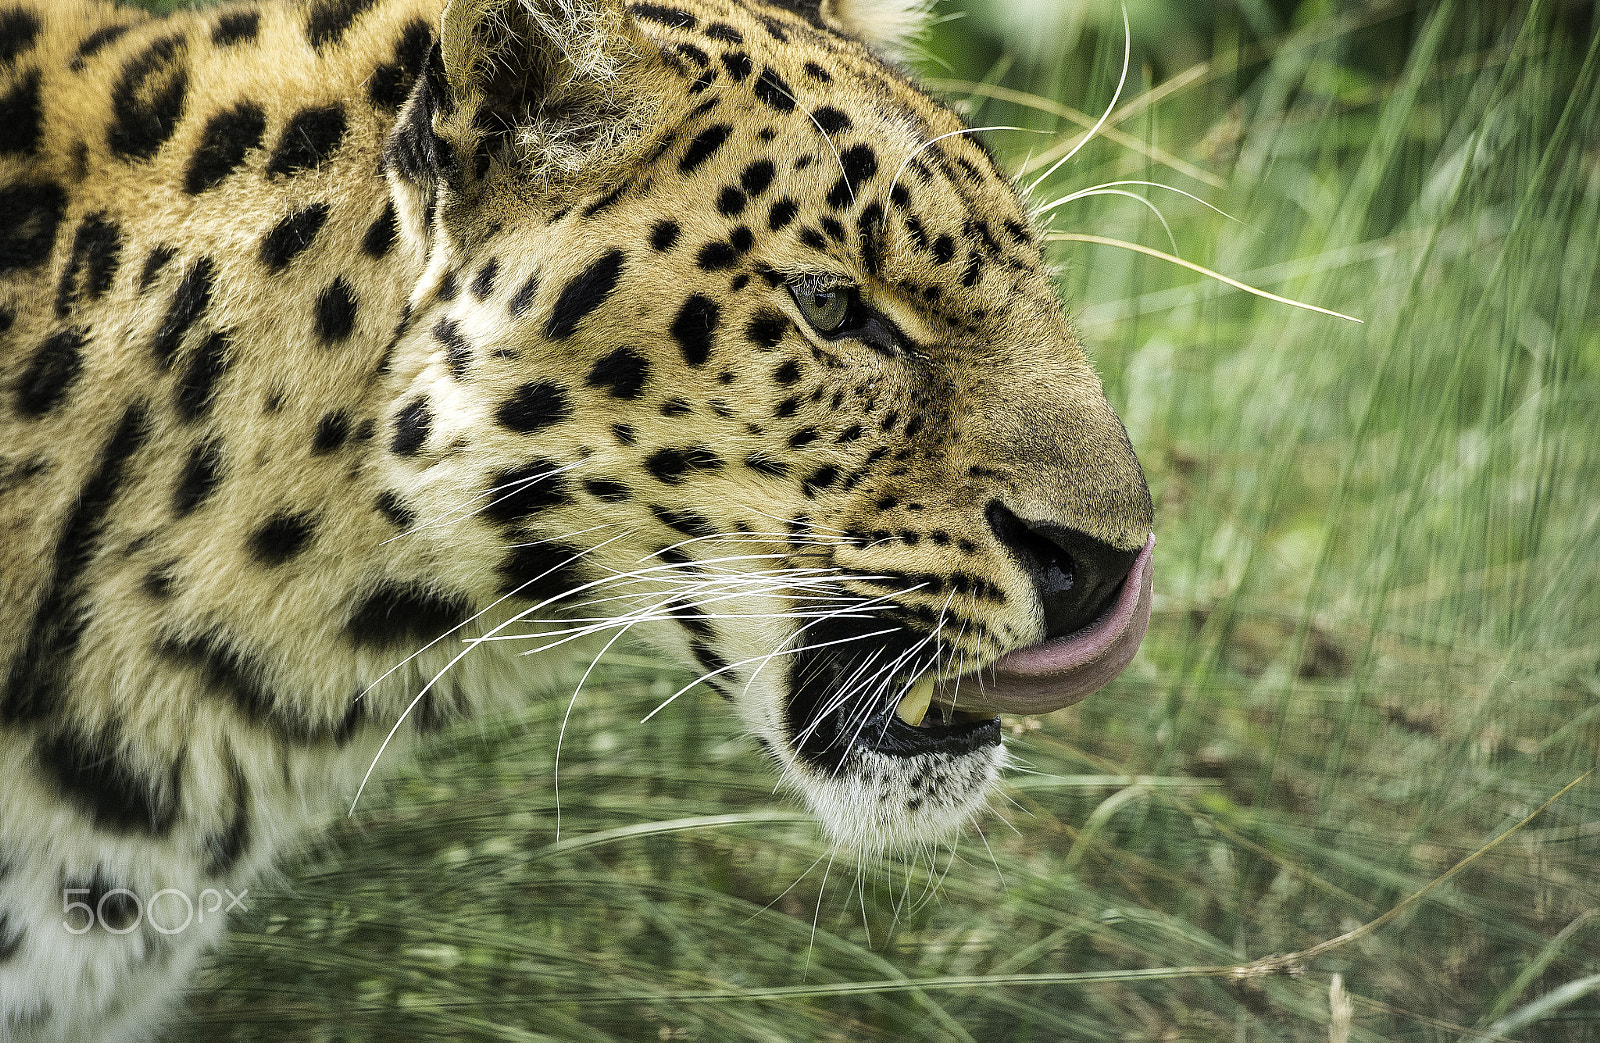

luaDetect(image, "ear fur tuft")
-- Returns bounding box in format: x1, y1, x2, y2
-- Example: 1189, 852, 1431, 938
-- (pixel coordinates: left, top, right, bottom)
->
822, 0, 933, 58
437, 0, 668, 184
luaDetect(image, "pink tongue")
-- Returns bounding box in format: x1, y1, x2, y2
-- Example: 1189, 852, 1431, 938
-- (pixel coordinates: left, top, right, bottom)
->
936, 533, 1154, 716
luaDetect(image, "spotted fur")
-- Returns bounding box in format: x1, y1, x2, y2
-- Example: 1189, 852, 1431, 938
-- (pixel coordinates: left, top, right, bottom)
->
0, 0, 1151, 1037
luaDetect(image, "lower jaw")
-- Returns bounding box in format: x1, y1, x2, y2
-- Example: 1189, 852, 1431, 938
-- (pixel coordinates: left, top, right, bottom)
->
789, 704, 1002, 770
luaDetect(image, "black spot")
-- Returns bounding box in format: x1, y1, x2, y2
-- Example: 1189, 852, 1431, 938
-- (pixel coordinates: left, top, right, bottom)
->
54, 214, 123, 318
768, 198, 798, 231
0, 7, 42, 66
744, 453, 789, 478
650, 503, 717, 538
696, 240, 738, 271
151, 257, 216, 367
739, 160, 775, 197
312, 411, 350, 454
859, 201, 885, 275
375, 490, 415, 529
788, 427, 818, 449
0, 911, 21, 961
671, 600, 714, 640
659, 396, 693, 417
390, 398, 431, 456
803, 465, 839, 494
1, 405, 149, 729
362, 201, 398, 258
611, 422, 636, 445
484, 461, 573, 525
147, 566, 180, 601
670, 295, 720, 365
0, 67, 40, 155
471, 257, 498, 299
798, 227, 825, 250
314, 277, 358, 342
775, 395, 800, 418
433, 317, 470, 379
184, 103, 266, 194
497, 541, 584, 602
721, 51, 752, 81
502, 274, 538, 319
175, 330, 231, 422
689, 640, 728, 678
260, 202, 330, 271
826, 145, 878, 208
820, 216, 845, 242
250, 512, 315, 565
586, 346, 649, 399
753, 67, 795, 111
679, 124, 731, 173
347, 581, 470, 646
772, 359, 802, 385
108, 35, 188, 161
160, 630, 323, 741
307, 0, 378, 49
16, 328, 86, 418
961, 249, 982, 287
139, 244, 176, 289
650, 220, 681, 252
584, 478, 630, 502
756, 13, 789, 42
646, 446, 724, 485
173, 438, 223, 516
0, 179, 64, 272
212, 10, 260, 46
41, 729, 181, 838
746, 311, 788, 349
266, 104, 348, 177
204, 759, 251, 876
71, 23, 131, 71
632, 3, 697, 29
673, 42, 710, 66
369, 18, 430, 110
437, 268, 459, 300
496, 381, 571, 433
812, 106, 850, 134
804, 61, 832, 82
705, 21, 743, 42
932, 234, 954, 264
545, 249, 624, 339
716, 186, 747, 217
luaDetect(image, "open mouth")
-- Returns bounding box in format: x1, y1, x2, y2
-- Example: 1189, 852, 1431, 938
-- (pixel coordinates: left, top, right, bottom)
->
787, 535, 1155, 767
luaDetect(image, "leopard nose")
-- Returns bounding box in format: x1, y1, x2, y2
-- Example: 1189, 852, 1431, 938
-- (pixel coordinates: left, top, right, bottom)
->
985, 500, 1142, 639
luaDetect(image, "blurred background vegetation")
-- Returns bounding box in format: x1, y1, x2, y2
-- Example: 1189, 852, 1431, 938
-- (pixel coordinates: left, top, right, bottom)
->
133, 0, 1600, 1038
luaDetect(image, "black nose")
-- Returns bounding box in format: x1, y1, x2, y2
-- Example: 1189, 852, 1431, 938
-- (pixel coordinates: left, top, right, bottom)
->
985, 500, 1140, 639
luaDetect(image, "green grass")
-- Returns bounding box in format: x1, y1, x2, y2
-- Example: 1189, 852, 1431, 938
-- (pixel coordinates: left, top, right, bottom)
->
163, 1, 1600, 1040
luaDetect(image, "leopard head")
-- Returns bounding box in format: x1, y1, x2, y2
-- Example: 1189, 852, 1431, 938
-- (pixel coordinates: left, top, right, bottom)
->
377, 0, 1154, 852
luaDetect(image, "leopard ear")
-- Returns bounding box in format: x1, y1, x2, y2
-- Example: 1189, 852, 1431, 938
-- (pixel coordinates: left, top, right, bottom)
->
820, 0, 932, 57
383, 0, 669, 242
438, 0, 669, 177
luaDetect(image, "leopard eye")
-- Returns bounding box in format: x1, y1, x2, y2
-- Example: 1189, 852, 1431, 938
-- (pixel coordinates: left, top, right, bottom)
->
790, 280, 855, 334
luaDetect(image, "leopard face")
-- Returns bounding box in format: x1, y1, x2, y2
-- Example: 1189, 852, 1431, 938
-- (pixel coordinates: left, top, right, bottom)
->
377, 0, 1155, 851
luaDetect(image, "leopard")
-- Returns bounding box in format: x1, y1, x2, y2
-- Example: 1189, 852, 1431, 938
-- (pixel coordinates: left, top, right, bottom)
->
0, 0, 1155, 1037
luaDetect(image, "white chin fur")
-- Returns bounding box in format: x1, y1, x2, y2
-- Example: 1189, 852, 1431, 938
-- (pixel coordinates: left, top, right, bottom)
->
782, 743, 1008, 855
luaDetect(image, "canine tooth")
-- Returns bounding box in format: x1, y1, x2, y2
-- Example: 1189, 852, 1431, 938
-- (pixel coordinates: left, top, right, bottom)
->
895, 676, 936, 727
